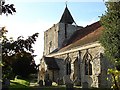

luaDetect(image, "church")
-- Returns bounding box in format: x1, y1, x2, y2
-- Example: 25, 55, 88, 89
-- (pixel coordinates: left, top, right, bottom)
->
38, 5, 113, 88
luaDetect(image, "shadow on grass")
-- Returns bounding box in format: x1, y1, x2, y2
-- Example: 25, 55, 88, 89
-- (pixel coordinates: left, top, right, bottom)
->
9, 86, 66, 90
29, 85, 67, 90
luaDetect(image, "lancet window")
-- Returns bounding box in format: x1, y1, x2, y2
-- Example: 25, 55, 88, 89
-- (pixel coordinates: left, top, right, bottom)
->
65, 54, 71, 75
83, 49, 92, 75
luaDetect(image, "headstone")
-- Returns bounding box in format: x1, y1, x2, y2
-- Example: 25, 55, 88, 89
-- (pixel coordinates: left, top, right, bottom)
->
4, 79, 10, 86
44, 72, 52, 86
48, 79, 52, 86
44, 79, 52, 86
66, 83, 73, 88
63, 75, 73, 89
57, 78, 64, 85
2, 78, 10, 90
38, 80, 43, 86
44, 80, 48, 86
63, 75, 73, 84
74, 77, 81, 86
82, 82, 88, 88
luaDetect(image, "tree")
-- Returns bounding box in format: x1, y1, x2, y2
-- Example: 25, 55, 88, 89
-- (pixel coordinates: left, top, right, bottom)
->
12, 51, 37, 78
1, 0, 16, 15
1, 28, 39, 79
0, 27, 8, 65
100, 0, 120, 89
100, 0, 120, 70
0, 0, 16, 70
1, 0, 38, 79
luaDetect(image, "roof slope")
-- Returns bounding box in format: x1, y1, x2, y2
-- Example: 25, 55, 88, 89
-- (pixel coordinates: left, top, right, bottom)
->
44, 57, 59, 70
58, 21, 104, 52
59, 6, 75, 24
66, 21, 101, 46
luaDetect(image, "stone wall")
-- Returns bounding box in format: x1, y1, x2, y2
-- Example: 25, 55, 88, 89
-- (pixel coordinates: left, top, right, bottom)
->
54, 51, 79, 84
42, 40, 113, 88
38, 58, 47, 81
54, 54, 67, 79
99, 53, 114, 88
44, 24, 59, 55
51, 45, 112, 88
80, 46, 104, 88
58, 23, 80, 48
44, 23, 81, 55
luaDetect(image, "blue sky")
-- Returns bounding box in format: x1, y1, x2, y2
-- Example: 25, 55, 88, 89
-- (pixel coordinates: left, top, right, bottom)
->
0, 1, 107, 64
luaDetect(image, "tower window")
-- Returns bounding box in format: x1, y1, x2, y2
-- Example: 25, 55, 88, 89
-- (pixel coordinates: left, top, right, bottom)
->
65, 23, 67, 38
49, 41, 52, 46
49, 41, 52, 53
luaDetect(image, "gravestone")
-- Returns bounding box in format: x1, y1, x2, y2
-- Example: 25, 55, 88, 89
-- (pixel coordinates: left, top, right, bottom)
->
38, 80, 43, 86
57, 78, 64, 85
44, 72, 52, 86
44, 79, 52, 86
66, 83, 73, 88
82, 82, 88, 88
63, 75, 73, 89
74, 77, 81, 86
63, 75, 73, 84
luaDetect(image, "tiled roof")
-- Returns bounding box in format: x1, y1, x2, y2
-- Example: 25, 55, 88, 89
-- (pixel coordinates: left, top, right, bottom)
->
44, 57, 60, 70
65, 21, 101, 45
58, 21, 104, 52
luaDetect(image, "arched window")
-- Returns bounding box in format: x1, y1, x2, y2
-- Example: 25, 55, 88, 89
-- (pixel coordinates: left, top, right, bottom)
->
83, 50, 92, 75
85, 59, 92, 75
65, 54, 71, 75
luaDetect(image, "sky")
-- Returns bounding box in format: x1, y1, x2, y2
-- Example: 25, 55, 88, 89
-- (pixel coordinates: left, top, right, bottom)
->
0, 0, 107, 65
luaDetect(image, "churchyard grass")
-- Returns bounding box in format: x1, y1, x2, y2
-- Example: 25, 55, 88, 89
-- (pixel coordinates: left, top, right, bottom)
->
9, 78, 30, 88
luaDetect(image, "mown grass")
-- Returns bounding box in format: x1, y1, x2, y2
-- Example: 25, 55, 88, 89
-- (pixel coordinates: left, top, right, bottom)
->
8, 79, 81, 90
9, 78, 31, 89
9, 79, 65, 90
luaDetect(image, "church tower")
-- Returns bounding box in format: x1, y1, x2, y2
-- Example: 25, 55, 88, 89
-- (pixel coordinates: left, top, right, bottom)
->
44, 5, 82, 55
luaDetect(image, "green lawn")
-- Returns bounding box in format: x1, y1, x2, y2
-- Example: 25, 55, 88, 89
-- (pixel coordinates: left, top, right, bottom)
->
9, 79, 65, 90
9, 78, 31, 90
8, 78, 81, 90
8, 79, 111, 90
